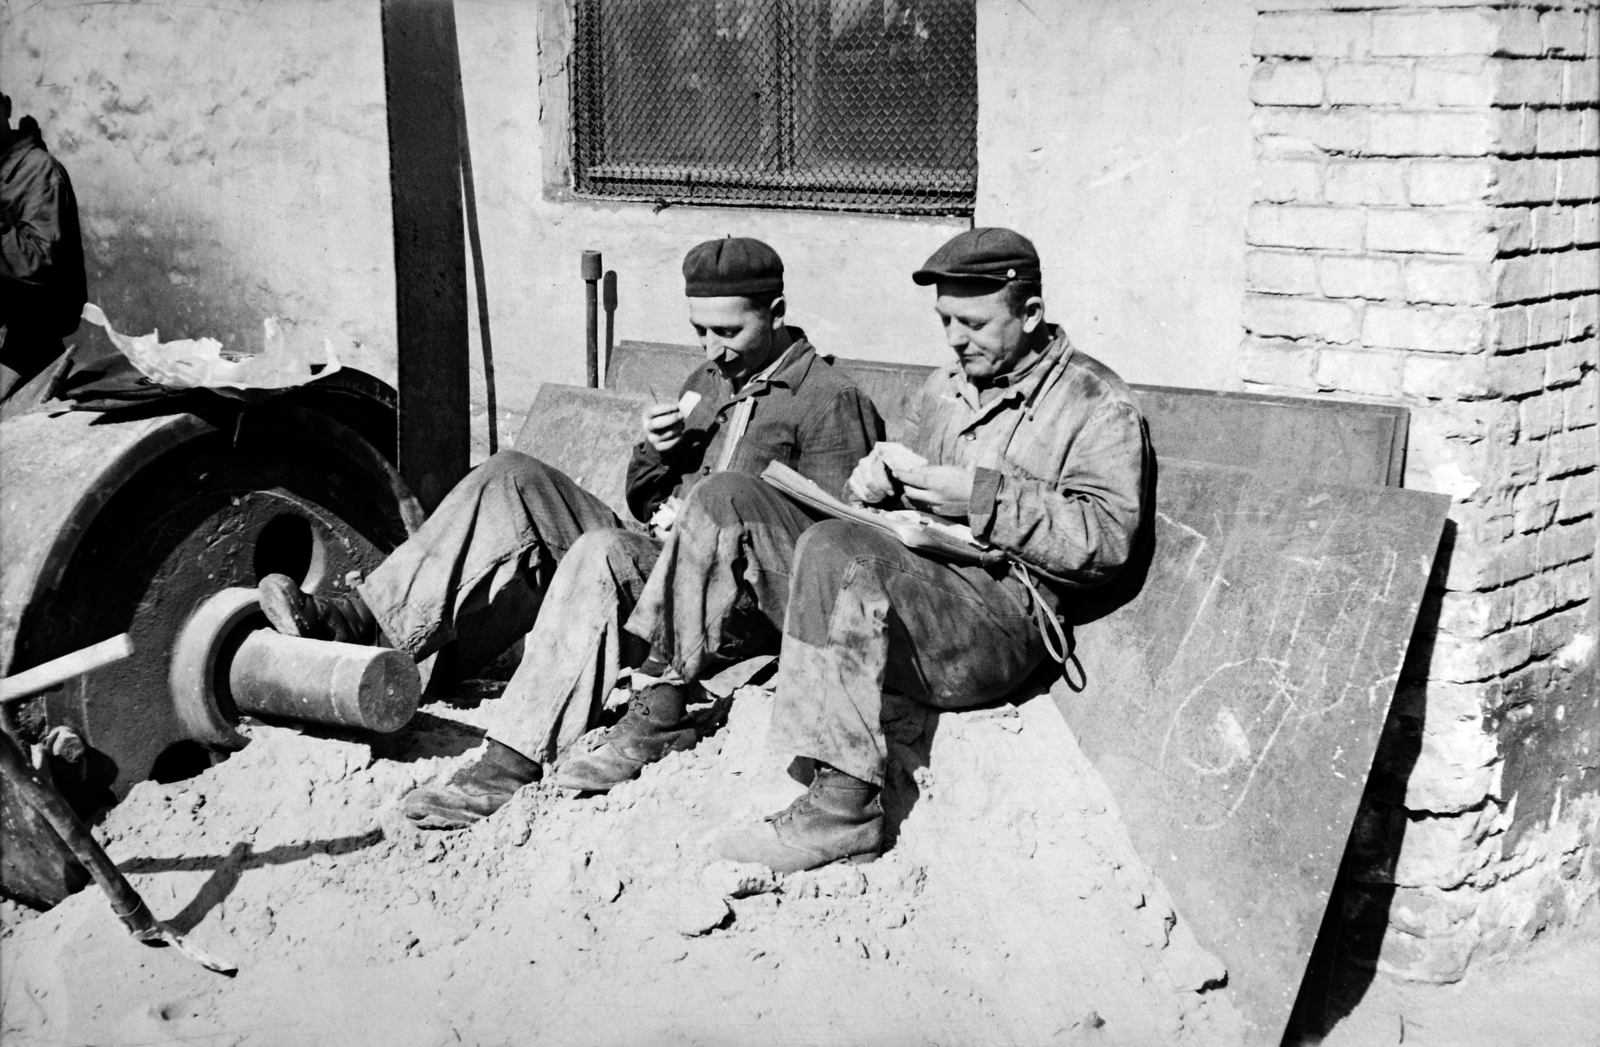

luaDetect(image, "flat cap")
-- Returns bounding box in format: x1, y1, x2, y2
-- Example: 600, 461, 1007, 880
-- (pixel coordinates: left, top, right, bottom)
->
682, 236, 784, 298
912, 227, 1040, 286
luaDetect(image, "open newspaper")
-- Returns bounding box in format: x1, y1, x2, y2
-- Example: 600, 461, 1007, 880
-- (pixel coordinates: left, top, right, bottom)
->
761, 461, 1007, 567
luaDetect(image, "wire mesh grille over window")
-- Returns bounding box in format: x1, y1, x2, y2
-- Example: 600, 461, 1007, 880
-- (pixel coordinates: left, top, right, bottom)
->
573, 0, 977, 215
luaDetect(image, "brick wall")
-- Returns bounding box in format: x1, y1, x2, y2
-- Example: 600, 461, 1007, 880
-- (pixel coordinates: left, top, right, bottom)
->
1245, 0, 1599, 982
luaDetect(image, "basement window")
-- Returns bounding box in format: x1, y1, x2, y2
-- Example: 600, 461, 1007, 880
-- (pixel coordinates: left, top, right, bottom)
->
572, 0, 977, 216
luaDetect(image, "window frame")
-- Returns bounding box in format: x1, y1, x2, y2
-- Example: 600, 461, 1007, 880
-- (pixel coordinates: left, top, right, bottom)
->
569, 0, 978, 217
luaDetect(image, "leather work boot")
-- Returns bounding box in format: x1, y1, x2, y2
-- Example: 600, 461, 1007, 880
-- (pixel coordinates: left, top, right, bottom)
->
712, 765, 883, 874
258, 574, 378, 645
552, 682, 700, 793
401, 739, 542, 830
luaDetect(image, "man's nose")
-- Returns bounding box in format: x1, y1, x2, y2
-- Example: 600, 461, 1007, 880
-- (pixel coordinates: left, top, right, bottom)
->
705, 340, 734, 364
945, 326, 968, 351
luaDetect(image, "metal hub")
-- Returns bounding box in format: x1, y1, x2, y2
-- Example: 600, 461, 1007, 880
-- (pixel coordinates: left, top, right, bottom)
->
1, 401, 420, 802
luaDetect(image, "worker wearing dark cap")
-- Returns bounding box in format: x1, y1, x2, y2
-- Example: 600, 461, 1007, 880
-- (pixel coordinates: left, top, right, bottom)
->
261, 236, 883, 829
710, 227, 1150, 872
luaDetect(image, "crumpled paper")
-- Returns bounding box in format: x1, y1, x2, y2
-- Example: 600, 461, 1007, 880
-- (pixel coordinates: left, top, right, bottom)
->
82, 303, 341, 393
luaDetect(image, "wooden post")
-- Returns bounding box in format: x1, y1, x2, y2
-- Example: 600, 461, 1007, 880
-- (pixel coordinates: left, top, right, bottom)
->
382, 0, 471, 512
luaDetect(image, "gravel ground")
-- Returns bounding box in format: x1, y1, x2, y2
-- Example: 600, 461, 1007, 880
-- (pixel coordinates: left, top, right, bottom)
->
0, 682, 1245, 1046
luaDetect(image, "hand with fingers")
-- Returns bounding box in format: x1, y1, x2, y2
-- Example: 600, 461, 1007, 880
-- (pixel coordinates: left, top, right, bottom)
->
896, 463, 975, 518
642, 403, 687, 454
643, 390, 702, 454
847, 442, 920, 504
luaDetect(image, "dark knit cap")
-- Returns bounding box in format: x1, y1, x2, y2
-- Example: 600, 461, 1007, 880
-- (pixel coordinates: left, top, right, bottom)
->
682, 236, 785, 298
912, 227, 1041, 286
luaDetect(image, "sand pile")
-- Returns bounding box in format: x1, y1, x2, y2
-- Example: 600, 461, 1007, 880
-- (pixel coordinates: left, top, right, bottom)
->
1, 683, 1243, 1046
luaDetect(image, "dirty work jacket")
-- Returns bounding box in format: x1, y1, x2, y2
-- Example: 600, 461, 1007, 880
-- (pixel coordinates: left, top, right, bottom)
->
0, 132, 86, 394
623, 330, 885, 523
904, 325, 1148, 592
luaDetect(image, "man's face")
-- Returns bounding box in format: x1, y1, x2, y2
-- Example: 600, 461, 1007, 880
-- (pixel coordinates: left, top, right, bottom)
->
934, 280, 1036, 384
688, 295, 780, 385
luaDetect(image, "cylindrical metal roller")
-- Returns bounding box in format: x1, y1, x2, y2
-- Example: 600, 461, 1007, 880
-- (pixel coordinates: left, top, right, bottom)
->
1, 396, 422, 798
171, 587, 419, 736
1, 376, 421, 908
228, 630, 419, 733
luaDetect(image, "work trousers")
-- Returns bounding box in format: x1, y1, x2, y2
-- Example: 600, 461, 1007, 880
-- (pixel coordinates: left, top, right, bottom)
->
485, 469, 818, 761
626, 471, 815, 683
767, 523, 1048, 788
357, 452, 659, 761
629, 473, 1049, 787
357, 455, 798, 767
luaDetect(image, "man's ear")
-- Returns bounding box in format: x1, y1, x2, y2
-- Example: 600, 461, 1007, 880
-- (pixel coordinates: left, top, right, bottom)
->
1021, 295, 1045, 334
767, 294, 787, 325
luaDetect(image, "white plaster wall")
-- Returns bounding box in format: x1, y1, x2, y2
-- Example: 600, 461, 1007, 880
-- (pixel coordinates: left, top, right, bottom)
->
0, 0, 398, 383
3, 0, 1255, 445
976, 0, 1256, 391
455, 0, 967, 429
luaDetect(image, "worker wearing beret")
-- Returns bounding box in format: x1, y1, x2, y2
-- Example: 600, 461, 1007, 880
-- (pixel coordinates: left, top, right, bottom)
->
709, 228, 1151, 872
258, 236, 884, 829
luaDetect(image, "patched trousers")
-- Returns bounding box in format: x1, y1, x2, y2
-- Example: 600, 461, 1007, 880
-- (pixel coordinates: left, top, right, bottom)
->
628, 473, 1050, 787
767, 521, 1048, 786
486, 470, 817, 762
357, 456, 808, 768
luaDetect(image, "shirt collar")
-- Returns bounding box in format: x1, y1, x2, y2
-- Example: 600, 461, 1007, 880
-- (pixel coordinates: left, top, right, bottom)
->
947, 325, 1073, 417
730, 328, 816, 401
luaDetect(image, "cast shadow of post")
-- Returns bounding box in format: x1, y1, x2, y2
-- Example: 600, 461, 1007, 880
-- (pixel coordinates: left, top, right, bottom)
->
117, 829, 387, 934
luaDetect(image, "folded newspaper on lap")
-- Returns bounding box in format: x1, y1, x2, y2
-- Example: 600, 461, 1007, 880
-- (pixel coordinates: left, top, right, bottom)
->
761, 462, 1007, 567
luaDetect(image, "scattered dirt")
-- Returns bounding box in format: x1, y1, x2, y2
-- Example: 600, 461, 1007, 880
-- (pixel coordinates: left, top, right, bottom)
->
0, 684, 1247, 1046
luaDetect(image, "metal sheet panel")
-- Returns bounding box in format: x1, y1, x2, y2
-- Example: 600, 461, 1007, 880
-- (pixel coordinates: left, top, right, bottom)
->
1135, 384, 1408, 488
513, 384, 650, 520
1057, 461, 1449, 1044
607, 341, 1408, 487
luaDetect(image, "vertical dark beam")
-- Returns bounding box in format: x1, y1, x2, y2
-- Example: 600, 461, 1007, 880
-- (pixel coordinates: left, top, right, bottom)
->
382, 0, 470, 513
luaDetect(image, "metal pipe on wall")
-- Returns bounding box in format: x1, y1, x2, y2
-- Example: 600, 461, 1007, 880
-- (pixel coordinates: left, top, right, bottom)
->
582, 250, 602, 388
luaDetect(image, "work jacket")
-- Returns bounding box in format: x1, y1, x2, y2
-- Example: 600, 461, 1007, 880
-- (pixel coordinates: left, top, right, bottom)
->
905, 325, 1148, 590
624, 329, 884, 523
1, 131, 86, 360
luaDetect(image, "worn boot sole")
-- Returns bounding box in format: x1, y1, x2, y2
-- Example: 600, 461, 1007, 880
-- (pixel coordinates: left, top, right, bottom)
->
710, 817, 882, 874
552, 728, 699, 793
401, 784, 511, 831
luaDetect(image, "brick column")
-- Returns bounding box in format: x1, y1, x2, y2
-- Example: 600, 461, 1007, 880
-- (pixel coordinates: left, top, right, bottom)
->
1246, 1, 1598, 982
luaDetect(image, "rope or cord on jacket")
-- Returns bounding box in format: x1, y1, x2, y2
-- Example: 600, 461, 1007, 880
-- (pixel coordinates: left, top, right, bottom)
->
1012, 561, 1069, 665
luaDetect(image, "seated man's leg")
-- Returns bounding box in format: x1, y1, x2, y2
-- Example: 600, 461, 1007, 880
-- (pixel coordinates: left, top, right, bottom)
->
401, 528, 661, 829
716, 520, 1047, 872
555, 472, 815, 792
258, 450, 621, 662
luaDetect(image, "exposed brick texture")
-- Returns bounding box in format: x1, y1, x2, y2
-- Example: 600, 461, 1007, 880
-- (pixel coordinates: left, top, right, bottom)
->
1246, 0, 1599, 984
